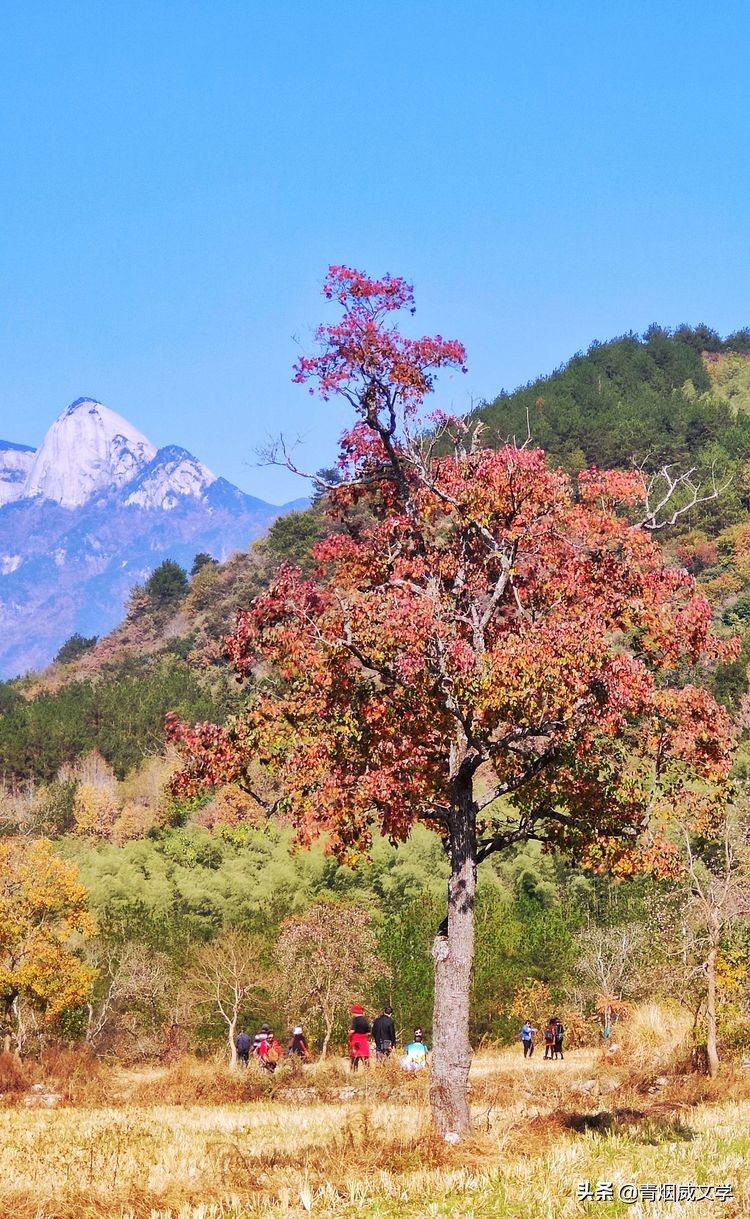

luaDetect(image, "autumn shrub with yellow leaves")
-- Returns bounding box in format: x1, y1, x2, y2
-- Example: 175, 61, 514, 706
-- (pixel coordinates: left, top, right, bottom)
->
0, 838, 96, 1051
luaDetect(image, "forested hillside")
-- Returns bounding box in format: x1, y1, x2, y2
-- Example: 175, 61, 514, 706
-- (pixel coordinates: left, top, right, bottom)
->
477, 324, 750, 520
3, 323, 750, 1064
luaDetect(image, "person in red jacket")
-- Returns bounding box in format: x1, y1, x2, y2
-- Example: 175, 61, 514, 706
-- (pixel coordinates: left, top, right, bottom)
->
348, 1004, 371, 1071
253, 1024, 283, 1071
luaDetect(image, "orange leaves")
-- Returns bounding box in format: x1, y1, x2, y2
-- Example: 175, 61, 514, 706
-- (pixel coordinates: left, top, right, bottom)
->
581, 833, 682, 882
578, 466, 647, 510
651, 686, 735, 782
595, 993, 632, 1021
508, 979, 552, 1023
170, 428, 735, 861
165, 714, 249, 795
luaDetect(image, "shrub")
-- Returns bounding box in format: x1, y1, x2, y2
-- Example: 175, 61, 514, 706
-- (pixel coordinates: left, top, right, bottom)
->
267, 510, 322, 572
0, 1051, 27, 1095
608, 1002, 692, 1071
55, 634, 99, 664
72, 783, 118, 840
36, 779, 78, 835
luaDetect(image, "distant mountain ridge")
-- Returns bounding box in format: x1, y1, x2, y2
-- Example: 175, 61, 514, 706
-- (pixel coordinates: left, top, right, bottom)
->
0, 398, 306, 678
0, 438, 36, 507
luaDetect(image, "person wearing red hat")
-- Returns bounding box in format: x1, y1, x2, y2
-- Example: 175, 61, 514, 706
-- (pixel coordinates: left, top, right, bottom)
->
348, 1005, 371, 1071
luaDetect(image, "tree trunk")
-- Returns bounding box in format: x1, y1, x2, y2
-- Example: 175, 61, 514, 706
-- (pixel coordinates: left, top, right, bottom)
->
430, 794, 476, 1139
321, 1017, 333, 1059
2, 991, 17, 1056
228, 1017, 238, 1069
706, 943, 719, 1078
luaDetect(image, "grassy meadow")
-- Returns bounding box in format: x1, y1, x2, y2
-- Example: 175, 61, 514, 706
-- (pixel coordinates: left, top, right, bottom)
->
2, 1040, 750, 1219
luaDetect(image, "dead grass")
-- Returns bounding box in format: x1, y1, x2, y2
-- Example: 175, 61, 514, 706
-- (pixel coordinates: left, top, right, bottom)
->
116, 1052, 429, 1109
613, 1000, 694, 1070
2, 1039, 750, 1218
32, 1045, 112, 1104
0, 1051, 27, 1095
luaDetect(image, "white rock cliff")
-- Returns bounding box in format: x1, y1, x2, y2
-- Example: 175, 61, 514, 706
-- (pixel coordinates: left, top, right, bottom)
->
21, 398, 157, 508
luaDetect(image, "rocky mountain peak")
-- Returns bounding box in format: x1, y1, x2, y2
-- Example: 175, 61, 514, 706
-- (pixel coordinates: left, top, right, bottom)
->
22, 399, 157, 508
123, 445, 217, 511
65, 396, 105, 413
0, 395, 305, 677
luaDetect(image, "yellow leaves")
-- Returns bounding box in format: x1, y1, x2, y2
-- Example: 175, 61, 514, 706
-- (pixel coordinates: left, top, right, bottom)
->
508, 979, 551, 1023
0, 838, 96, 1023
715, 949, 746, 997
3, 939, 95, 1019
72, 783, 118, 840
0, 839, 92, 933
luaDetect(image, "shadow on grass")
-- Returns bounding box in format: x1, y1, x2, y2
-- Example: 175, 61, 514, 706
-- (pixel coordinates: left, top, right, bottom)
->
562, 1109, 695, 1143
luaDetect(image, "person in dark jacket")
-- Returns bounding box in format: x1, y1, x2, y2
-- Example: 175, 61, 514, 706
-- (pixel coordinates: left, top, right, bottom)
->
552, 1017, 565, 1060
372, 1006, 396, 1061
543, 1019, 556, 1060
288, 1025, 310, 1060
235, 1030, 251, 1066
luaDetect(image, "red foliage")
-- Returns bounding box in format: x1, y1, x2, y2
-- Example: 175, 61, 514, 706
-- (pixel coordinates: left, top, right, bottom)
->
168, 269, 736, 871
671, 533, 719, 575
293, 267, 466, 425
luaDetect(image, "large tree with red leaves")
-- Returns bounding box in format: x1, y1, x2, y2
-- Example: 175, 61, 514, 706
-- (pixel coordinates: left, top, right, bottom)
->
169, 268, 734, 1137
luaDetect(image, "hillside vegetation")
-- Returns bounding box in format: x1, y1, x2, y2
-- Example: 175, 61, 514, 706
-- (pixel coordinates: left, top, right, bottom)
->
477, 325, 750, 507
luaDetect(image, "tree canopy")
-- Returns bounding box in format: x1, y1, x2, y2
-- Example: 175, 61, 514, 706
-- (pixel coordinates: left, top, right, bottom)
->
145, 560, 189, 609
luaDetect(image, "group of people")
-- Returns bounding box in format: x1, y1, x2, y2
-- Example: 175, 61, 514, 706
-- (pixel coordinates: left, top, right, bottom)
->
235, 1023, 310, 1070
238, 1010, 568, 1069
349, 1004, 429, 1072
234, 1005, 429, 1072
520, 1017, 565, 1060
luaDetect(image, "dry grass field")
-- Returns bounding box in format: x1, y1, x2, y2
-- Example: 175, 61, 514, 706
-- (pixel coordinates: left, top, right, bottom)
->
2, 1043, 750, 1219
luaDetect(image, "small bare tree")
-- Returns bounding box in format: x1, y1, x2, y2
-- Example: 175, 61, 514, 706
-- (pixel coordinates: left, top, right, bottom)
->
185, 930, 267, 1067
574, 922, 650, 1036
682, 802, 750, 1077
275, 903, 389, 1057
84, 941, 171, 1050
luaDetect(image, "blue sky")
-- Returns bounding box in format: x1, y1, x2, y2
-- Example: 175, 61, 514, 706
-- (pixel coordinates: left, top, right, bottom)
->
1, 1, 749, 502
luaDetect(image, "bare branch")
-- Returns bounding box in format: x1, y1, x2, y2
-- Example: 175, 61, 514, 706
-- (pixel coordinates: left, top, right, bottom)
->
638, 463, 731, 531
256, 434, 339, 494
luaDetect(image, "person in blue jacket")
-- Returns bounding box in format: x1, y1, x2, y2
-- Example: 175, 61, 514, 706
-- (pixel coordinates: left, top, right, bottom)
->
520, 1021, 537, 1058
235, 1029, 251, 1066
